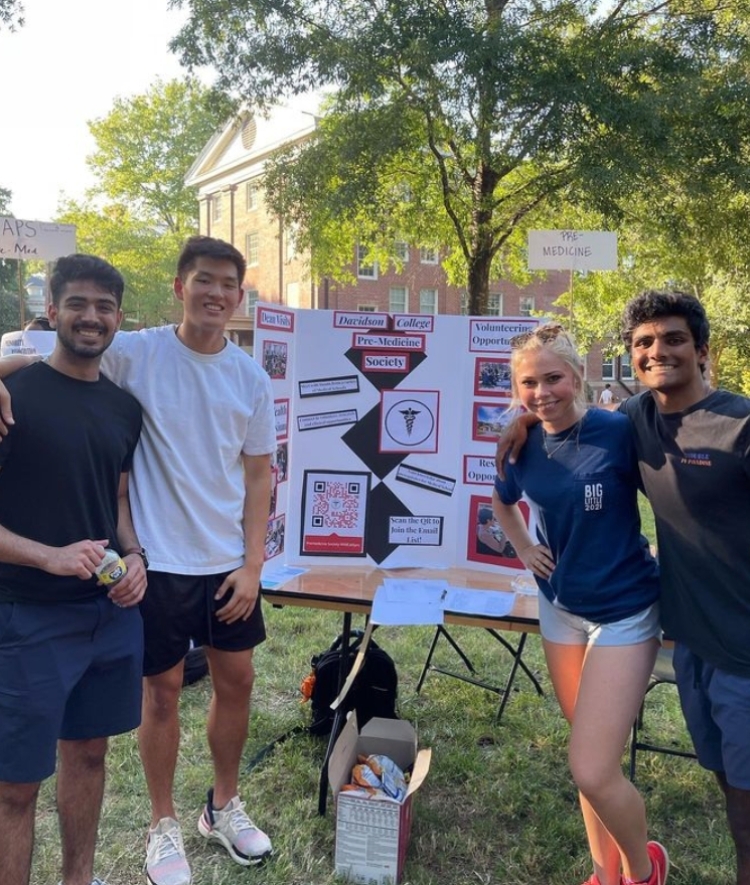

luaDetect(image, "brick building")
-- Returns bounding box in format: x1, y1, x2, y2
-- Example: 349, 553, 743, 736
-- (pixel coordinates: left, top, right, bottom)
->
185, 106, 634, 401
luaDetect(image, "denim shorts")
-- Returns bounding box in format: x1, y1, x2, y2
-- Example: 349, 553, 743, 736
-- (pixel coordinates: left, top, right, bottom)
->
0, 597, 143, 783
538, 592, 661, 647
140, 571, 266, 677
673, 643, 750, 789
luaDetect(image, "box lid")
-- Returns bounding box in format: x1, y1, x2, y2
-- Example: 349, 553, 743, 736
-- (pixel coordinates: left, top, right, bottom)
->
329, 712, 430, 801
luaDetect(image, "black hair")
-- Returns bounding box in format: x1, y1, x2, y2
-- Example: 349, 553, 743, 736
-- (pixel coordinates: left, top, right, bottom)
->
49, 254, 125, 307
176, 235, 246, 284
621, 290, 710, 350
478, 508, 494, 525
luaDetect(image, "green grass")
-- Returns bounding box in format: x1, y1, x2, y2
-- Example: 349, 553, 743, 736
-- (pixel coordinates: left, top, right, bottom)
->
30, 604, 731, 885
639, 492, 656, 545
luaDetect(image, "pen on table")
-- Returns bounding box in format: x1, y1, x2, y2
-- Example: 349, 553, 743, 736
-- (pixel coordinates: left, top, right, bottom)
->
440, 588, 447, 601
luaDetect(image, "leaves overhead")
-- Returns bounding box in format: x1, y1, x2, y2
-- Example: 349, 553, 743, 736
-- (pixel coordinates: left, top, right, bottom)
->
172, 0, 750, 313
87, 78, 236, 234
0, 0, 23, 30
61, 78, 236, 325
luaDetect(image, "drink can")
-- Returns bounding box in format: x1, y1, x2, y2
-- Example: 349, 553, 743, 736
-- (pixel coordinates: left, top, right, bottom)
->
95, 548, 128, 586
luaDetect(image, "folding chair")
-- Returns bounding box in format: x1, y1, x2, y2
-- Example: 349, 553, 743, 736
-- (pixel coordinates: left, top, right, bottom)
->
629, 646, 697, 782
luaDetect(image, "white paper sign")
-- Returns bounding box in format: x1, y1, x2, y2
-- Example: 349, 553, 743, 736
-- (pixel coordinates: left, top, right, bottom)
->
0, 217, 76, 261
527, 230, 617, 271
0, 330, 55, 357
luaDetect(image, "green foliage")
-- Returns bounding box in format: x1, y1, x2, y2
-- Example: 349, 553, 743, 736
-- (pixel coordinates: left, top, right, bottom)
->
54, 78, 236, 325
57, 201, 183, 327
537, 188, 750, 388
172, 0, 750, 314
87, 78, 236, 234
0, 0, 23, 29
0, 186, 16, 296
0, 290, 22, 337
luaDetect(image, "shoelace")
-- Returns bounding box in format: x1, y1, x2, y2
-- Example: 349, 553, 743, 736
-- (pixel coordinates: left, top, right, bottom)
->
151, 827, 185, 862
225, 802, 258, 835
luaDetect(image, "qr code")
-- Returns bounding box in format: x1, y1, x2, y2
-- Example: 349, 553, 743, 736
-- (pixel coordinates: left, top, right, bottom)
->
311, 480, 361, 529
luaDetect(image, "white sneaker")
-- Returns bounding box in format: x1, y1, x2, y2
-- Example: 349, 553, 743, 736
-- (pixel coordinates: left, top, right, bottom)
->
145, 817, 192, 885
197, 788, 272, 865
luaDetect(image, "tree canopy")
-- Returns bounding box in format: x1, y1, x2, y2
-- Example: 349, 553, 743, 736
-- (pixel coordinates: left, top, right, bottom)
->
87, 78, 235, 235
59, 78, 236, 325
0, 0, 23, 30
0, 186, 15, 295
172, 0, 750, 313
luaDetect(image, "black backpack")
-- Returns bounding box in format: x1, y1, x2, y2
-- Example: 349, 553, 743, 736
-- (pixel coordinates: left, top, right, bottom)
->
308, 629, 398, 737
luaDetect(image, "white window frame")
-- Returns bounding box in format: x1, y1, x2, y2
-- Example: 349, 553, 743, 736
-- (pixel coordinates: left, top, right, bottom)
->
245, 181, 259, 211
519, 296, 535, 317
419, 288, 438, 314
389, 286, 408, 314
620, 352, 634, 380
211, 193, 222, 222
357, 245, 378, 280
393, 241, 409, 263
419, 246, 439, 265
601, 357, 615, 381
245, 288, 259, 316
245, 231, 259, 267
487, 292, 503, 316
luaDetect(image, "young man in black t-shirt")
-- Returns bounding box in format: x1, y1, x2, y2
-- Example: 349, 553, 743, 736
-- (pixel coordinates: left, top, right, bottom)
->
0, 254, 144, 885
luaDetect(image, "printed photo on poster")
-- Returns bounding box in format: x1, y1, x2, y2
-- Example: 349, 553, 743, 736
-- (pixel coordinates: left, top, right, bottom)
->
380, 390, 439, 454
265, 514, 286, 560
263, 340, 288, 379
466, 494, 528, 569
472, 402, 512, 443
275, 441, 289, 483
300, 470, 370, 556
474, 357, 512, 398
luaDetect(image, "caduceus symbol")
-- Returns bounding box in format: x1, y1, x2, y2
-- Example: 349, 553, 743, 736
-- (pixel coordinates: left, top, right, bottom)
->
399, 406, 421, 436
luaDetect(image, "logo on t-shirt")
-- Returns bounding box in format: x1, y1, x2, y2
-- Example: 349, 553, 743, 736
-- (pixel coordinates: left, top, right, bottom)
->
680, 450, 712, 467
584, 482, 603, 511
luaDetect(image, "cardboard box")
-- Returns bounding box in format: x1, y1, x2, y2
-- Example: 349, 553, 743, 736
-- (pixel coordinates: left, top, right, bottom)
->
329, 714, 431, 885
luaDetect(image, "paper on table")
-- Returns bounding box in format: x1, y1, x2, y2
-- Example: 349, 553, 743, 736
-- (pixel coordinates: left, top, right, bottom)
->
443, 586, 516, 618
371, 579, 447, 625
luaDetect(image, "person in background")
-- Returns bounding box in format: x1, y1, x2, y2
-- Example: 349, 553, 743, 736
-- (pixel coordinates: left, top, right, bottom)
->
492, 323, 668, 885
598, 383, 613, 406
24, 315, 53, 331
0, 254, 145, 885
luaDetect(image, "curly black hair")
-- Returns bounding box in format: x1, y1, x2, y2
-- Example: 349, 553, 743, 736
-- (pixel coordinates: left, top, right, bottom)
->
621, 290, 709, 350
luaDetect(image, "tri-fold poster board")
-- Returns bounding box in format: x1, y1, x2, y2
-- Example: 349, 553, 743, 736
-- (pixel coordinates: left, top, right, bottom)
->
257, 305, 539, 578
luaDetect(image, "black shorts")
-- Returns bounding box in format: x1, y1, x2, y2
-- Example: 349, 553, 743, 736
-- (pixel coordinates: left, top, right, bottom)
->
140, 571, 266, 677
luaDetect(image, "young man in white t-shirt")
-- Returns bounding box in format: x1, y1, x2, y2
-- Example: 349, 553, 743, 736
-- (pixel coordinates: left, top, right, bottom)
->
99, 237, 276, 885
598, 383, 614, 405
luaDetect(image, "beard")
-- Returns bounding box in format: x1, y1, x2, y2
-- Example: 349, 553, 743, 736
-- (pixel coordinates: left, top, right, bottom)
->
55, 324, 114, 359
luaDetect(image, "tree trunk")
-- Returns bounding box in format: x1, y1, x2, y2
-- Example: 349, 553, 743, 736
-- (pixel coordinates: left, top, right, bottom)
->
467, 250, 493, 316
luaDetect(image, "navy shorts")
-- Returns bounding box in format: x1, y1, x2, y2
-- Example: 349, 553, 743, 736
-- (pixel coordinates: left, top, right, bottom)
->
673, 643, 750, 789
0, 597, 143, 784
140, 571, 266, 677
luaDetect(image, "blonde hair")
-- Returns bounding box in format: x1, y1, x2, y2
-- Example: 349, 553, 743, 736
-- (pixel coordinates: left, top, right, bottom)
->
509, 323, 587, 409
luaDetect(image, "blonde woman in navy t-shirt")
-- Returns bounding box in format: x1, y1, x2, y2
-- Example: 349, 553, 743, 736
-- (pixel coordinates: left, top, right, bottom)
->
493, 324, 668, 885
